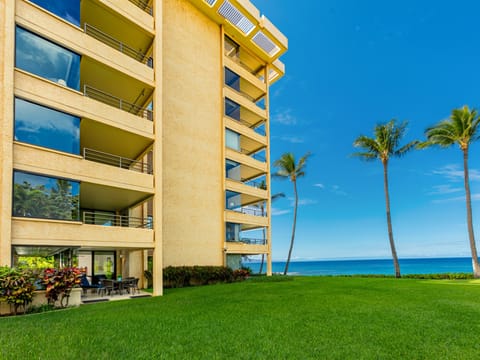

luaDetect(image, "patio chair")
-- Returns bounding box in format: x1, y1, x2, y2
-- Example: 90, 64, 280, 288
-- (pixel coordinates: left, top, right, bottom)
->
101, 279, 115, 296
127, 278, 140, 295
80, 274, 101, 296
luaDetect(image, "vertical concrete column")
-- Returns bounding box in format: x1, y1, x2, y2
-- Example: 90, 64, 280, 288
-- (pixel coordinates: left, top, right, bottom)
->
152, 0, 163, 296
265, 64, 273, 276
0, 1, 15, 266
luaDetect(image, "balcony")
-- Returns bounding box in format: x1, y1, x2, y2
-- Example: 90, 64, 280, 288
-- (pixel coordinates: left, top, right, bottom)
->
83, 148, 152, 174
128, 0, 153, 15
225, 97, 266, 130
84, 23, 153, 67
82, 212, 152, 229
224, 67, 265, 106
83, 85, 153, 120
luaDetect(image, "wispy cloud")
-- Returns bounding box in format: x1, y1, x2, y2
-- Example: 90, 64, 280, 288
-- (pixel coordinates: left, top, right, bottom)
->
427, 184, 462, 196
313, 183, 347, 196
288, 197, 318, 206
271, 207, 291, 216
274, 135, 304, 143
272, 108, 297, 125
431, 164, 480, 182
331, 185, 347, 196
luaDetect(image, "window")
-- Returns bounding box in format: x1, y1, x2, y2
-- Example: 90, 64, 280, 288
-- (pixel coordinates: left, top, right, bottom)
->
28, 0, 80, 27
225, 98, 241, 120
226, 159, 241, 181
226, 222, 240, 242
14, 98, 80, 154
225, 68, 240, 91
226, 191, 241, 210
15, 26, 81, 90
13, 171, 80, 221
225, 129, 240, 151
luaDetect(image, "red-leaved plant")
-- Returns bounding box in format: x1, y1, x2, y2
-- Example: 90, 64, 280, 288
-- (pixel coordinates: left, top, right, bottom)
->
42, 267, 82, 308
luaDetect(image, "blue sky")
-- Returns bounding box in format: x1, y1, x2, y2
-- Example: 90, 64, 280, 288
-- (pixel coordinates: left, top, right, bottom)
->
251, 0, 480, 260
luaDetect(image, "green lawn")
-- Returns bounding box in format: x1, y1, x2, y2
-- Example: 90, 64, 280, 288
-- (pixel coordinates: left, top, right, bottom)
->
1, 277, 480, 359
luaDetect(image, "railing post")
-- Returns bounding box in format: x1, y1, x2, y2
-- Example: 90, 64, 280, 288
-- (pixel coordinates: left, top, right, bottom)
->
119, 99, 122, 111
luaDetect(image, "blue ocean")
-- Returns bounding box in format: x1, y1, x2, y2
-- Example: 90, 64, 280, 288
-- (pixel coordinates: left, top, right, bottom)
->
245, 257, 474, 276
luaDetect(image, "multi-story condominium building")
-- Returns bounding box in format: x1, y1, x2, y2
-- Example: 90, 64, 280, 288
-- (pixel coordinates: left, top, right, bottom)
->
0, 0, 287, 295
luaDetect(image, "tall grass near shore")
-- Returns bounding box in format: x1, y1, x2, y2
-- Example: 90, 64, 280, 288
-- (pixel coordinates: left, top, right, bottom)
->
1, 277, 480, 359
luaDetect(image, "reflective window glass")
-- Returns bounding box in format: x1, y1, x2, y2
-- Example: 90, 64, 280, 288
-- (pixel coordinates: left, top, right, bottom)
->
225, 98, 241, 120
225, 68, 240, 91
15, 98, 80, 154
29, 0, 80, 27
15, 26, 81, 90
13, 171, 80, 221
225, 129, 240, 151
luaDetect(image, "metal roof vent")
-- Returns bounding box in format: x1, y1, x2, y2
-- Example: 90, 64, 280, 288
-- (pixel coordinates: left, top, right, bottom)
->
204, 0, 217, 6
252, 31, 279, 56
218, 0, 255, 35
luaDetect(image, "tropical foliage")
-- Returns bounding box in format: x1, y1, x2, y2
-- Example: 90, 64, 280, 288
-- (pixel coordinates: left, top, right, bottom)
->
353, 120, 418, 278
42, 267, 82, 307
420, 106, 480, 278
0, 266, 36, 315
273, 152, 311, 275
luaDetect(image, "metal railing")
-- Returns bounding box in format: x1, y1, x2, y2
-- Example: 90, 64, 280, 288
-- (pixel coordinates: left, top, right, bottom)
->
84, 23, 153, 68
226, 237, 266, 245
83, 148, 152, 174
128, 0, 153, 15
83, 85, 153, 120
83, 212, 153, 229
244, 179, 266, 189
229, 207, 267, 217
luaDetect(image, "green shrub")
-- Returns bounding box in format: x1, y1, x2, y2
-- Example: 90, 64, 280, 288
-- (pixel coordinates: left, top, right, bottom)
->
163, 266, 237, 288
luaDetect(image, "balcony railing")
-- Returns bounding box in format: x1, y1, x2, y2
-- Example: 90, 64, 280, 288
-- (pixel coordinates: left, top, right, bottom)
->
128, 0, 153, 15
226, 237, 266, 245
229, 207, 266, 217
84, 23, 153, 68
83, 85, 153, 120
243, 179, 266, 190
225, 114, 266, 136
83, 212, 153, 229
83, 148, 152, 174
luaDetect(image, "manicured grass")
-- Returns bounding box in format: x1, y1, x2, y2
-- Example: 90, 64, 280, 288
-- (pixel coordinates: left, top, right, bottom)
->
1, 277, 480, 359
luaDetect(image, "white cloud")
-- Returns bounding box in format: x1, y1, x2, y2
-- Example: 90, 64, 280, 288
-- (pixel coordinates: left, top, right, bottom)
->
427, 184, 462, 196
313, 183, 325, 188
272, 109, 296, 125
432, 193, 480, 204
331, 185, 347, 196
271, 207, 290, 216
288, 197, 317, 206
277, 135, 304, 143
431, 164, 480, 182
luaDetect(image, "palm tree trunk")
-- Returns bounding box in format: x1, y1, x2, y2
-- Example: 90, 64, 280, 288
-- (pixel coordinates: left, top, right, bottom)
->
284, 180, 298, 275
383, 161, 401, 278
462, 149, 480, 278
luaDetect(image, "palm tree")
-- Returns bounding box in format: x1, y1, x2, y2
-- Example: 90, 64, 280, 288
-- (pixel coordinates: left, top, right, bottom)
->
421, 106, 480, 278
273, 152, 311, 275
353, 120, 417, 278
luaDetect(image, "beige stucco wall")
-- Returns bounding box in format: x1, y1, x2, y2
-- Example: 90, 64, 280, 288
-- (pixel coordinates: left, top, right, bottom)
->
0, 0, 14, 266
161, 0, 223, 267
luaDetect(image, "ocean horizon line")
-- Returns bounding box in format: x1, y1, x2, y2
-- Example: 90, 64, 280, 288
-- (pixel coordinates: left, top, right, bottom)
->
256, 256, 473, 263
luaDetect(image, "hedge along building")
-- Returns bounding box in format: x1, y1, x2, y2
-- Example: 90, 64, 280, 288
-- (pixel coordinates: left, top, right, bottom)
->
0, 0, 287, 296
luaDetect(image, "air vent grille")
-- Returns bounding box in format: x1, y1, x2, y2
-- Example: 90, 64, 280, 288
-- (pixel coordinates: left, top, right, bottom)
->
252, 31, 279, 56
218, 1, 255, 35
